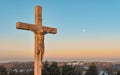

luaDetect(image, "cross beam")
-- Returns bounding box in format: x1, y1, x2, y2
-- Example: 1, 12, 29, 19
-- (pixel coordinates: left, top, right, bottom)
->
16, 6, 57, 75
16, 22, 57, 34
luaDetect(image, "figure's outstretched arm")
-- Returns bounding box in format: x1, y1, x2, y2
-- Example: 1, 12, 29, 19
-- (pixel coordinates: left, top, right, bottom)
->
16, 22, 39, 32
43, 26, 57, 34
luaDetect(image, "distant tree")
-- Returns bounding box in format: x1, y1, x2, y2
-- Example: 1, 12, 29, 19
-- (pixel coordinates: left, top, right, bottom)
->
49, 62, 60, 75
42, 61, 50, 75
62, 64, 75, 75
74, 65, 82, 75
0, 66, 8, 75
117, 71, 120, 75
26, 71, 34, 75
85, 63, 98, 75
9, 71, 16, 75
108, 72, 110, 75
9, 71, 34, 75
102, 72, 105, 75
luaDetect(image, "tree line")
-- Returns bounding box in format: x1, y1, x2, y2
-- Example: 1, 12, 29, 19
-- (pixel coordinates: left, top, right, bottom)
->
0, 61, 120, 75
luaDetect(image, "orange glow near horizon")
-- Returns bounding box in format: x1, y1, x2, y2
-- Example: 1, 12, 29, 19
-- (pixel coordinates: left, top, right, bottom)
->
0, 36, 120, 61
44, 49, 120, 58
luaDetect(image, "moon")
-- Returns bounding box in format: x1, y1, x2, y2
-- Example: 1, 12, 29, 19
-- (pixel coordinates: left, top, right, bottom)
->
82, 29, 86, 32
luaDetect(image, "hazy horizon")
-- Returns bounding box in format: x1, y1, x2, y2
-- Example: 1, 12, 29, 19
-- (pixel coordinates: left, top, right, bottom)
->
0, 56, 120, 63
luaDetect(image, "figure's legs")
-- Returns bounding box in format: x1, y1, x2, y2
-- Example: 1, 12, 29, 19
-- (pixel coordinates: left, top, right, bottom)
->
41, 36, 44, 61
41, 49, 44, 61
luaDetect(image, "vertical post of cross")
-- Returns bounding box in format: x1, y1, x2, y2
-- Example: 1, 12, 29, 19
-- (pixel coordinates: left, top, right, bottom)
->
35, 6, 42, 27
34, 6, 43, 75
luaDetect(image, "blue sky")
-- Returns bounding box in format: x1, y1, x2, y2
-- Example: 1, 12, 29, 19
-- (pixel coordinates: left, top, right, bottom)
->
0, 0, 120, 62
0, 0, 120, 38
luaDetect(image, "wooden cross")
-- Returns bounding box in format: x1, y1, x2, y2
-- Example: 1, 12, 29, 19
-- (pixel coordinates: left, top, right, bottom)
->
16, 6, 57, 75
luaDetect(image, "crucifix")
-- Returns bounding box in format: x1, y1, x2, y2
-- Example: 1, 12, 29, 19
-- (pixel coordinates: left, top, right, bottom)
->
16, 6, 57, 75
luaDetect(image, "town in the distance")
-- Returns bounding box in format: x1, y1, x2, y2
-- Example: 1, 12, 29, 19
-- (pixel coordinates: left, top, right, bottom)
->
0, 61, 120, 75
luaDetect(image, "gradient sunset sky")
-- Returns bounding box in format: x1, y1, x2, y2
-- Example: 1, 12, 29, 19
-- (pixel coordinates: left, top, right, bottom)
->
0, 0, 120, 62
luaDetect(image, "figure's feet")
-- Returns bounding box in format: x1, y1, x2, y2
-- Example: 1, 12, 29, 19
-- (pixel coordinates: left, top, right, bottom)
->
39, 63, 43, 67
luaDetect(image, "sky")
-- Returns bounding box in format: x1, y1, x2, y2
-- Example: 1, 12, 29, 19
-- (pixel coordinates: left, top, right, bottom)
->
0, 0, 120, 62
